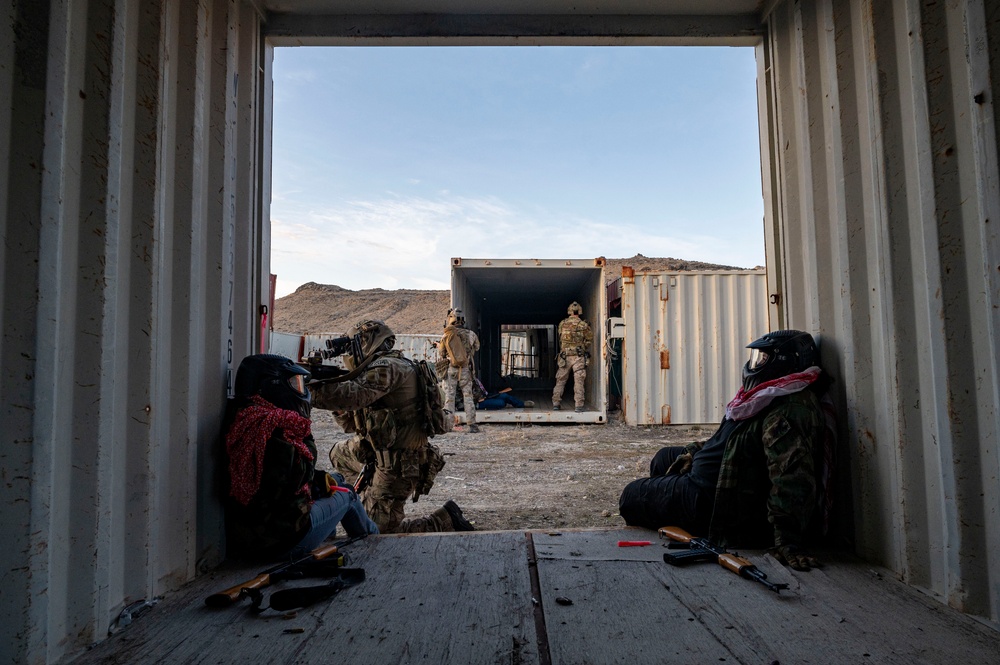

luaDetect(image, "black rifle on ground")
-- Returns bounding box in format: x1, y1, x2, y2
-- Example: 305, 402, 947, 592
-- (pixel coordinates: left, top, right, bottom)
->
658, 526, 789, 594
205, 536, 362, 608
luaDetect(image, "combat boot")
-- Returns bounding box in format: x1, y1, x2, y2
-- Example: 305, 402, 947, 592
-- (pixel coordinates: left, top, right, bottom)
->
444, 500, 475, 531
575, 406, 584, 413
553, 403, 561, 410
522, 400, 535, 408
468, 423, 480, 433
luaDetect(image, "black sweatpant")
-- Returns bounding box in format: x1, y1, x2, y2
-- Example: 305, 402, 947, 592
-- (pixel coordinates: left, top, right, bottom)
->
618, 446, 712, 533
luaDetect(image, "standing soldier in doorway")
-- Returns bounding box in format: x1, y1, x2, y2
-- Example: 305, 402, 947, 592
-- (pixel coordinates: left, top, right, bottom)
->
552, 301, 593, 413
439, 307, 481, 433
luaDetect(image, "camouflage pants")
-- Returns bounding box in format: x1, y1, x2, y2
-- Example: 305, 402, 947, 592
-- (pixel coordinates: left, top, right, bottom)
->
444, 365, 477, 425
328, 437, 454, 534
552, 354, 587, 409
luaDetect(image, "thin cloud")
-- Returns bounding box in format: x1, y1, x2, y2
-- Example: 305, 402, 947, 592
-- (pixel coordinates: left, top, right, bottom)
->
269, 193, 753, 296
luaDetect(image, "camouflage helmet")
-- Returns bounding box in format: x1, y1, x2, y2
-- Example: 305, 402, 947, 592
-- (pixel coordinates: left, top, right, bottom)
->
567, 301, 583, 316
742, 329, 818, 390
352, 319, 396, 362
446, 307, 465, 327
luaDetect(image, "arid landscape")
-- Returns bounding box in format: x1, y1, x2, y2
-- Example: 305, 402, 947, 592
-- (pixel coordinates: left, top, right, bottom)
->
271, 254, 755, 335
310, 408, 709, 532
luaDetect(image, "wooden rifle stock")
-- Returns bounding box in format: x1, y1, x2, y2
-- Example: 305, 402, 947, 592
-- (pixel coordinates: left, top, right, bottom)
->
658, 526, 788, 594
205, 542, 341, 608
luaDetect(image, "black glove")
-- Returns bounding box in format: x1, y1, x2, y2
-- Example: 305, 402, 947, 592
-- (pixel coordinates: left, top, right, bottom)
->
770, 544, 821, 571
665, 452, 693, 476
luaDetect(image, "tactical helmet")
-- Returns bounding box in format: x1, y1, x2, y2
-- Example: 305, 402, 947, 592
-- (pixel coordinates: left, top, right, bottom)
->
446, 308, 465, 328
233, 354, 311, 418
567, 301, 583, 316
350, 319, 396, 367
741, 330, 819, 390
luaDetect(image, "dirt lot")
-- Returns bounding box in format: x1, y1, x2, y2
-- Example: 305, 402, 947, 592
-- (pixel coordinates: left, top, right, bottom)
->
311, 409, 710, 531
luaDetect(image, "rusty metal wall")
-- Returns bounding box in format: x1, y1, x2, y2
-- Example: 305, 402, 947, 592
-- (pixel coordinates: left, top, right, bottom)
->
0, 1, 267, 662
760, 0, 1000, 625
620, 271, 769, 425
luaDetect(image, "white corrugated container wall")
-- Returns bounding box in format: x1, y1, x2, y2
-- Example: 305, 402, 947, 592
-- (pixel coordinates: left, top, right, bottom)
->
760, 0, 1000, 626
621, 270, 769, 425
270, 331, 305, 361
0, 2, 267, 662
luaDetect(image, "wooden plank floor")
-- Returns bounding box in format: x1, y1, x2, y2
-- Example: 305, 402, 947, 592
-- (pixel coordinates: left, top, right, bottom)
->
73, 527, 1000, 665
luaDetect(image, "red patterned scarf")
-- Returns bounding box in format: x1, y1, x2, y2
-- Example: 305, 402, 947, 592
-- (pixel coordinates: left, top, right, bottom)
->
725, 366, 821, 421
226, 395, 313, 505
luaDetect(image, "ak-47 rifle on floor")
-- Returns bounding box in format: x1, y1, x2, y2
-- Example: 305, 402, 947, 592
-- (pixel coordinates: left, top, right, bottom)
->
205, 536, 363, 608
658, 526, 789, 594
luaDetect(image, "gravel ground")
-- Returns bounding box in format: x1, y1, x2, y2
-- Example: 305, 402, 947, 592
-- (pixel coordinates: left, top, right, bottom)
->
311, 409, 710, 532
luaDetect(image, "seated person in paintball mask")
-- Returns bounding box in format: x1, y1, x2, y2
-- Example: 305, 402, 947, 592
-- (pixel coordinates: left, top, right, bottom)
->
619, 330, 835, 571
223, 354, 379, 561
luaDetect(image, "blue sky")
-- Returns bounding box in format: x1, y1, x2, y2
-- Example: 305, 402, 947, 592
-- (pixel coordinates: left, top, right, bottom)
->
270, 46, 763, 297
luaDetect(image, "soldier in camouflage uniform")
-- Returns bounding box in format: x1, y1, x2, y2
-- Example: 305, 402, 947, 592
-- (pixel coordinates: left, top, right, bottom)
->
311, 320, 475, 534
552, 302, 593, 412
619, 330, 833, 571
439, 307, 481, 433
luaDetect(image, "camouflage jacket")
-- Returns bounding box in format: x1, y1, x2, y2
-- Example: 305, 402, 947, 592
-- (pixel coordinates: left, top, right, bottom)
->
558, 315, 593, 356
684, 389, 825, 548
225, 431, 317, 560
311, 351, 427, 452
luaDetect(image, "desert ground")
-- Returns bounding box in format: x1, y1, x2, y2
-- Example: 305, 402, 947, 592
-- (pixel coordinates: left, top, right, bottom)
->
311, 408, 710, 531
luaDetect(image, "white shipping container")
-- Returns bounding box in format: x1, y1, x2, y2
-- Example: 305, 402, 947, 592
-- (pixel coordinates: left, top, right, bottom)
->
621, 270, 769, 425
451, 257, 608, 424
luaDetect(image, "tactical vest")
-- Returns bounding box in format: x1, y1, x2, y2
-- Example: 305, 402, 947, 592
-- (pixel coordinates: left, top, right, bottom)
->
559, 317, 590, 355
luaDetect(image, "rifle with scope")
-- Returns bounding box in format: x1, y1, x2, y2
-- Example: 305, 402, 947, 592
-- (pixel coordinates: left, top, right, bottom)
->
300, 335, 362, 381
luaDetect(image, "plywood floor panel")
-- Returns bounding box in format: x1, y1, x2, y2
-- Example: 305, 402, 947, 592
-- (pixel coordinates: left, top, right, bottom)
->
532, 529, 1000, 665
71, 528, 1000, 665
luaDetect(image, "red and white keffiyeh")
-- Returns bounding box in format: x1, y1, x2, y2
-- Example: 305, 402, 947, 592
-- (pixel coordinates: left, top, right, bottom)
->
725, 366, 822, 421
226, 395, 313, 506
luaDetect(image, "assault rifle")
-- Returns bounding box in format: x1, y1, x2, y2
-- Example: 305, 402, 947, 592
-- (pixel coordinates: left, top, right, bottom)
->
205, 536, 362, 608
658, 526, 789, 594
300, 335, 361, 381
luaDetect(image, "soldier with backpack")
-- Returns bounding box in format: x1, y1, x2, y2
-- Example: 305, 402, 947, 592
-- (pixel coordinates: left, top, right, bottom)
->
310, 319, 475, 534
552, 301, 594, 413
439, 307, 481, 433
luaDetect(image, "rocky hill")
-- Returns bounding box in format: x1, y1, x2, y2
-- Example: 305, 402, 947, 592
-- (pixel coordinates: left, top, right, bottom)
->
272, 254, 759, 335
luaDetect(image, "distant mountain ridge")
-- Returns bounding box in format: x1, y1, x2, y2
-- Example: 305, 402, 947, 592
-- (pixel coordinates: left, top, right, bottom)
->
272, 254, 759, 335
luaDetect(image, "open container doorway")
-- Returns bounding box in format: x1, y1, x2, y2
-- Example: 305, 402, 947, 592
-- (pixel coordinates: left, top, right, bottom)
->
267, 46, 768, 422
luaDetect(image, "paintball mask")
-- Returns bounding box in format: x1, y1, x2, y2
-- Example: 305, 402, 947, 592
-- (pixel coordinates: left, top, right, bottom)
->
741, 330, 819, 390
233, 354, 312, 418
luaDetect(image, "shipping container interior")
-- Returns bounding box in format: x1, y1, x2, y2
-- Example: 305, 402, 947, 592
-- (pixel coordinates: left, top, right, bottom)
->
451, 258, 607, 423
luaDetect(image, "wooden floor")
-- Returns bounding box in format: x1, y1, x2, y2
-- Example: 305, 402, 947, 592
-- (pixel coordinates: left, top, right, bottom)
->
73, 527, 1000, 665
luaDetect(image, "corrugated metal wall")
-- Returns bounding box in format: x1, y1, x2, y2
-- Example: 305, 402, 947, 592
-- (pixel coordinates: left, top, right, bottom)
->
621, 271, 769, 425
0, 1, 267, 662
760, 0, 1000, 624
